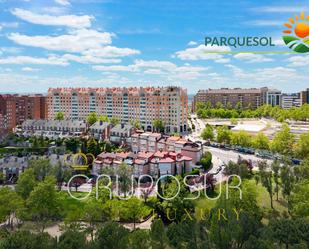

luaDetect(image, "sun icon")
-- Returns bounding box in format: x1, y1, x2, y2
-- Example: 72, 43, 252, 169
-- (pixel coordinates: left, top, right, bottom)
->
282, 12, 309, 53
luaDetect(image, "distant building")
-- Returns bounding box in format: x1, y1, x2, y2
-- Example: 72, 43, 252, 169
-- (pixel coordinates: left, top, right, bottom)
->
266, 89, 282, 107
192, 87, 282, 111
281, 93, 301, 109
0, 94, 47, 139
89, 121, 111, 140
47, 86, 188, 134
110, 123, 134, 144
21, 119, 87, 139
300, 88, 309, 105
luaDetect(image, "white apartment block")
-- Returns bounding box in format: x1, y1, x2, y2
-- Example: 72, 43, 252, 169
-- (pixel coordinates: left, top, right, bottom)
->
47, 86, 188, 133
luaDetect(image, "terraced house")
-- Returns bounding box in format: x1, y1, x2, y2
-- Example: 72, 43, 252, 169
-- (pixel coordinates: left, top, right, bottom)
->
47, 86, 188, 134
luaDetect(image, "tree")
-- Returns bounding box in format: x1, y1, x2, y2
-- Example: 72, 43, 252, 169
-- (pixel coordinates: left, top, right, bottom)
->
16, 168, 37, 199
271, 160, 280, 201
0, 172, 4, 185
52, 163, 72, 191
86, 112, 98, 126
0, 230, 56, 249
252, 132, 270, 150
57, 229, 86, 249
96, 222, 130, 249
130, 120, 141, 130
200, 152, 212, 171
270, 124, 295, 156
201, 125, 214, 140
65, 138, 80, 153
280, 163, 295, 211
258, 161, 274, 209
153, 119, 165, 133
121, 197, 147, 230
28, 159, 53, 181
110, 117, 120, 126
224, 160, 251, 179
86, 138, 100, 156
0, 187, 23, 230
216, 125, 232, 144
116, 162, 134, 198
128, 229, 150, 249
295, 132, 309, 159
27, 176, 61, 232
99, 115, 110, 122
150, 219, 168, 249
290, 180, 309, 217
230, 130, 252, 147
55, 112, 65, 121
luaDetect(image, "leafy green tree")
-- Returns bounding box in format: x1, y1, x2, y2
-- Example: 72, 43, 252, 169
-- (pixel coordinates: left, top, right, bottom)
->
230, 130, 252, 147
216, 125, 232, 144
270, 124, 295, 156
295, 132, 309, 159
224, 160, 251, 179
200, 152, 212, 171
27, 176, 61, 232
83, 199, 106, 241
96, 222, 130, 249
16, 168, 37, 199
116, 162, 134, 198
55, 112, 65, 121
110, 117, 120, 126
130, 120, 141, 129
86, 112, 98, 126
153, 119, 165, 133
280, 163, 295, 211
28, 159, 53, 181
271, 160, 280, 201
258, 161, 274, 209
290, 180, 309, 217
0, 172, 4, 185
121, 197, 147, 230
57, 229, 87, 249
86, 138, 100, 156
52, 163, 72, 191
252, 132, 270, 150
99, 115, 110, 122
128, 229, 150, 249
0, 230, 56, 249
201, 125, 214, 140
150, 219, 168, 249
65, 138, 80, 153
0, 187, 23, 230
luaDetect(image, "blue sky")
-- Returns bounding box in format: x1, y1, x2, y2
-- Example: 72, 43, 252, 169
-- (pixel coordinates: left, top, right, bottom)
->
0, 0, 308, 94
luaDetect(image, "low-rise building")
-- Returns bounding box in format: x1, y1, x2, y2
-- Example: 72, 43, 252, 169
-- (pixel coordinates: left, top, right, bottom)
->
89, 121, 111, 140
93, 150, 193, 177
110, 123, 134, 144
21, 119, 87, 138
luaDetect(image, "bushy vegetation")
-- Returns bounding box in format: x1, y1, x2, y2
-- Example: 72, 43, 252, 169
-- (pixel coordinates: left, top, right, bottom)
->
196, 102, 309, 122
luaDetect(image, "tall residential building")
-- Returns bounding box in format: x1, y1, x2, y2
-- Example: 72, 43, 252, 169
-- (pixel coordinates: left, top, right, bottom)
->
192, 87, 267, 111
300, 88, 309, 105
281, 93, 301, 109
0, 94, 47, 139
47, 86, 188, 133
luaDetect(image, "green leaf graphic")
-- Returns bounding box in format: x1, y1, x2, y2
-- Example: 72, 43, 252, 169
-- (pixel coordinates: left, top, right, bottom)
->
293, 43, 309, 53
282, 36, 300, 45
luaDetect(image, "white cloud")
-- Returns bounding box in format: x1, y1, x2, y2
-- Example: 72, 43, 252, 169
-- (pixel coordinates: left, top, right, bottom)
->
175, 45, 230, 63
93, 59, 208, 80
187, 41, 197, 46
286, 55, 309, 67
0, 55, 68, 66
62, 54, 122, 64
55, 0, 70, 6
11, 8, 92, 28
234, 53, 273, 63
8, 29, 113, 53
247, 20, 283, 26
254, 6, 309, 13
83, 46, 140, 58
22, 67, 41, 72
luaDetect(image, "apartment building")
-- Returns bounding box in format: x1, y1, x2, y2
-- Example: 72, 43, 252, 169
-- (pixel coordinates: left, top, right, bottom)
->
300, 88, 309, 105
47, 86, 188, 134
281, 93, 301, 109
192, 87, 282, 111
0, 94, 46, 139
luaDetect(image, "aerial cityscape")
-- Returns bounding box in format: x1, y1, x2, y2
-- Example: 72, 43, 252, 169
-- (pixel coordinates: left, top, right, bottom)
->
0, 0, 308, 249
